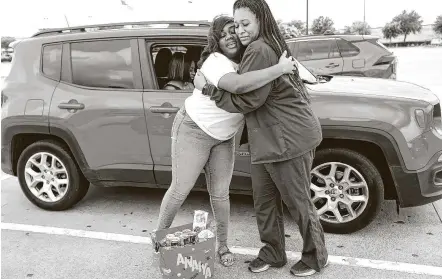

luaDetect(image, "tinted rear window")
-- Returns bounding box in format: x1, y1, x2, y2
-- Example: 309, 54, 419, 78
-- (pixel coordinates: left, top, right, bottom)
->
329, 39, 341, 58
42, 44, 62, 80
298, 40, 329, 61
296, 40, 340, 61
336, 39, 360, 57
70, 40, 134, 89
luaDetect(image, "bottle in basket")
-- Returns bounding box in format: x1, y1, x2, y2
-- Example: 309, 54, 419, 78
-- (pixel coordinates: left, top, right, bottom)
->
170, 236, 181, 247
187, 231, 198, 244
179, 233, 189, 246
165, 234, 175, 246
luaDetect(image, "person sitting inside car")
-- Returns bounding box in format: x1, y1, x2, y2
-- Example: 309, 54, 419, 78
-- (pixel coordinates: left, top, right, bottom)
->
163, 52, 196, 91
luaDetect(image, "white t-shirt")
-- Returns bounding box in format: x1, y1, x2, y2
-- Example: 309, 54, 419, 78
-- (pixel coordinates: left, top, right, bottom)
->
184, 52, 245, 141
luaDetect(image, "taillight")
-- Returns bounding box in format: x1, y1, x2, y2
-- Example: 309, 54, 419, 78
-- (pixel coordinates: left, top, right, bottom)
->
373, 55, 396, 66
373, 54, 397, 79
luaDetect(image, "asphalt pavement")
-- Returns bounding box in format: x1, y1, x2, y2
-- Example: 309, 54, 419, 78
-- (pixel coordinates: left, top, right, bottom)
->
1, 174, 442, 279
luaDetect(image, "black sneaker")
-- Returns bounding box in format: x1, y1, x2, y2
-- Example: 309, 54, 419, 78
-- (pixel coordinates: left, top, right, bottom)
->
248, 258, 271, 273
290, 259, 329, 277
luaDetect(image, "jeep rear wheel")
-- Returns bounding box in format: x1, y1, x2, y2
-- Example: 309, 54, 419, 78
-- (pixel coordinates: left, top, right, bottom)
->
311, 148, 384, 234
17, 140, 89, 211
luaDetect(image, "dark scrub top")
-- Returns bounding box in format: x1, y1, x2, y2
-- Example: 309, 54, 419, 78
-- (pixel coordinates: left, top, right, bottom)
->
209, 38, 323, 164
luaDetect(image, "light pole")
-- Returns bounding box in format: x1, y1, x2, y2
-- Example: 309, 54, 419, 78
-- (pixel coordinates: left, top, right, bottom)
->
306, 0, 309, 35
64, 14, 70, 27
363, 0, 366, 34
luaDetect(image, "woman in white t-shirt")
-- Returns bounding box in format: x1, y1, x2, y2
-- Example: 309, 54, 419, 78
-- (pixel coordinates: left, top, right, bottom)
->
155, 15, 298, 267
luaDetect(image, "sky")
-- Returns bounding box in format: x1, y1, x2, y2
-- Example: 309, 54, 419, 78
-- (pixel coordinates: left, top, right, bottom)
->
1, 0, 440, 38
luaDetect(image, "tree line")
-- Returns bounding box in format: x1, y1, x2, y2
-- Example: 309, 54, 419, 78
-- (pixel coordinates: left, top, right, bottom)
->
2, 12, 442, 46
278, 11, 442, 42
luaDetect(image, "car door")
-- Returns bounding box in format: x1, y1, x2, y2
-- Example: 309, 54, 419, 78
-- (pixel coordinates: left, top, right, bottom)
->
139, 38, 252, 192
49, 39, 155, 184
295, 39, 344, 76
335, 38, 364, 76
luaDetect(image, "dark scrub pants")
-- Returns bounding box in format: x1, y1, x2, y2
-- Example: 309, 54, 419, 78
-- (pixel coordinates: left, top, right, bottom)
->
251, 150, 328, 272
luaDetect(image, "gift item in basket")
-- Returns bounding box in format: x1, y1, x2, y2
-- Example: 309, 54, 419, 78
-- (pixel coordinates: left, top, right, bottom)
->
182, 229, 192, 234
193, 210, 209, 233
170, 236, 181, 247
179, 234, 188, 246
197, 229, 215, 242
165, 234, 175, 246
187, 231, 198, 244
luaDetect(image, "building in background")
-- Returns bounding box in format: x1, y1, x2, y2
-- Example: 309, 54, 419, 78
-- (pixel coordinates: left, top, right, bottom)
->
336, 24, 440, 47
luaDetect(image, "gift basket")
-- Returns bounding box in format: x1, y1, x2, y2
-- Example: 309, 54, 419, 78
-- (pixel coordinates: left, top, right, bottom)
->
151, 210, 216, 279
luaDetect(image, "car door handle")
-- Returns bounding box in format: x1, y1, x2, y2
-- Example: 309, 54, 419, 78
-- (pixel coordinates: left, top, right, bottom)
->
325, 63, 340, 68
58, 100, 85, 110
149, 107, 180, 113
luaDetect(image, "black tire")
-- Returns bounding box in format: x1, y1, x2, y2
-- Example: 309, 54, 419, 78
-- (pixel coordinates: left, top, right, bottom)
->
17, 140, 89, 211
312, 148, 384, 234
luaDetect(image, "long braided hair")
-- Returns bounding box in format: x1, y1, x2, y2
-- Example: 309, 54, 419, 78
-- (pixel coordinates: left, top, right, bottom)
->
197, 15, 243, 69
233, 0, 312, 103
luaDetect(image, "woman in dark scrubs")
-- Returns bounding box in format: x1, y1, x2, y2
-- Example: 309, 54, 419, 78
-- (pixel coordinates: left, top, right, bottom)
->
195, 0, 329, 276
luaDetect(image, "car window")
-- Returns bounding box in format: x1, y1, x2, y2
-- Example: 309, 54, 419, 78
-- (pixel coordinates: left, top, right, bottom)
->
149, 43, 203, 90
297, 40, 339, 61
336, 39, 360, 57
287, 41, 297, 56
42, 44, 62, 80
70, 40, 134, 89
329, 39, 341, 58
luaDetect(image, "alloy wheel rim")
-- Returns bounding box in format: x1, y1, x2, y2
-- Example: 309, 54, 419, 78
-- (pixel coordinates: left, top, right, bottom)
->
24, 152, 70, 203
310, 162, 369, 224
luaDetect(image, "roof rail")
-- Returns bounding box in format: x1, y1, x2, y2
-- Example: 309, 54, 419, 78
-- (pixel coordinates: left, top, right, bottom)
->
32, 20, 211, 37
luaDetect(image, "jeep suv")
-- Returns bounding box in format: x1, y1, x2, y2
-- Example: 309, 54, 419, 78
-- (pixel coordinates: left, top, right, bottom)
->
286, 34, 397, 79
2, 21, 442, 234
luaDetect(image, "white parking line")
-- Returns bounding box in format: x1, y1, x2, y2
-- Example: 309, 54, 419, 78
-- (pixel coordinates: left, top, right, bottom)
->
2, 222, 442, 277
1, 222, 151, 244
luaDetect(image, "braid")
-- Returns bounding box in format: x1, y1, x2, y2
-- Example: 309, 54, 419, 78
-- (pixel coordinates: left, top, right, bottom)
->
233, 0, 312, 103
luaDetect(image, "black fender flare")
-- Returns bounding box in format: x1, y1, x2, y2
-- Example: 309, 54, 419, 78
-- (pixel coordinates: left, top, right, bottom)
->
321, 125, 405, 169
1, 117, 100, 183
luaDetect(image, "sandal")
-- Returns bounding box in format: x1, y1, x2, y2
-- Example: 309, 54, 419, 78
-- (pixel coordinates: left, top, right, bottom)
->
218, 245, 235, 267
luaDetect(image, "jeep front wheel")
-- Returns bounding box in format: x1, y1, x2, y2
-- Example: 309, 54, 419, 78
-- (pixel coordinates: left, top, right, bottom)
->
17, 140, 89, 211
311, 148, 384, 234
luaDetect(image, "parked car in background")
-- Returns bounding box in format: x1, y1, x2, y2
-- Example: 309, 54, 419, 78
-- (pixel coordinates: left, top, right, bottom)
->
286, 34, 397, 79
2, 21, 442, 235
1, 50, 12, 62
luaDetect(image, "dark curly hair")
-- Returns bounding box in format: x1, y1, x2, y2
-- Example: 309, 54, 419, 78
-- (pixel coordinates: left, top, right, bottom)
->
197, 15, 243, 69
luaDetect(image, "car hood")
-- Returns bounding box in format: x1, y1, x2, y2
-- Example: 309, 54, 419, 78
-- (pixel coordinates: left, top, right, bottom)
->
308, 76, 440, 105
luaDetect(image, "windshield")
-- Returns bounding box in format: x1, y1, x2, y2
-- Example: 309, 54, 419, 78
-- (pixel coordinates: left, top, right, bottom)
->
294, 59, 317, 84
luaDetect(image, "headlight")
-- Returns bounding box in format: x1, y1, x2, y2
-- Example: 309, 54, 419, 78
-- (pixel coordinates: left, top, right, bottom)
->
415, 109, 426, 128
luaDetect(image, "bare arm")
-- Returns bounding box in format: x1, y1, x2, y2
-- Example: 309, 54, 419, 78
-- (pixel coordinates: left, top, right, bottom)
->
218, 65, 283, 94
207, 47, 275, 114
194, 51, 297, 94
